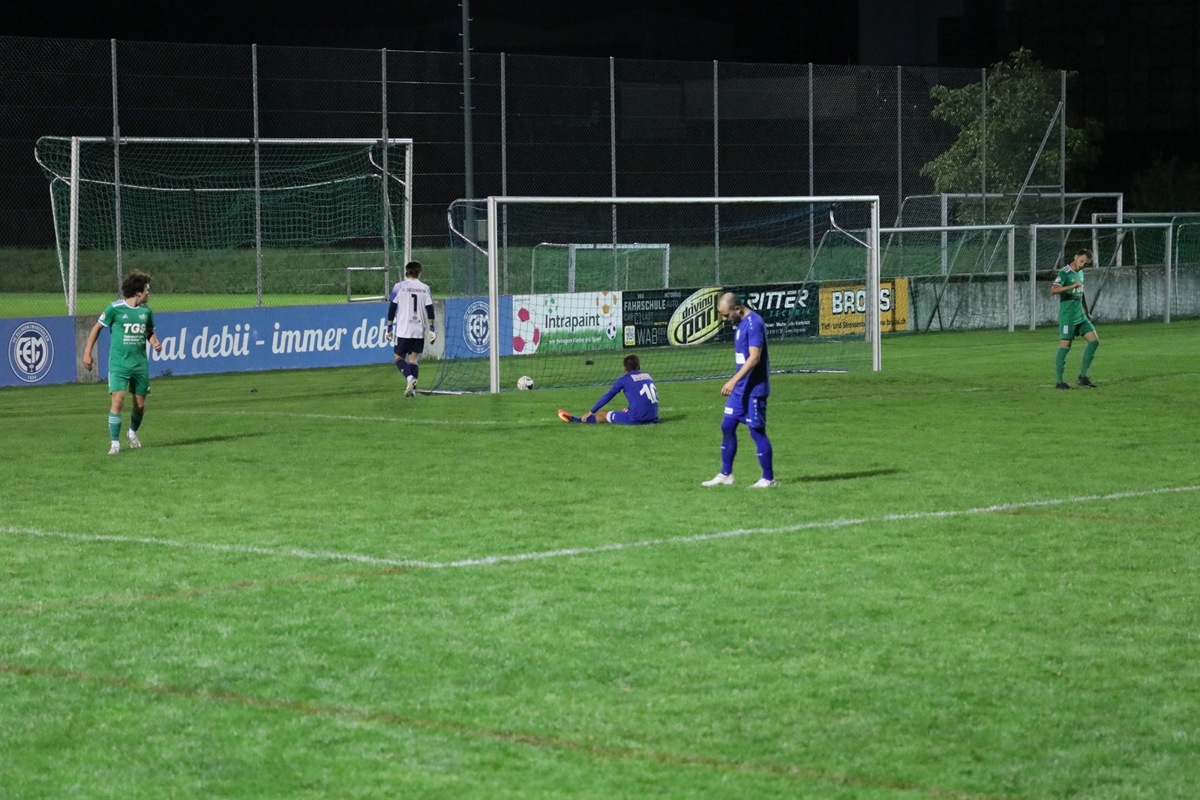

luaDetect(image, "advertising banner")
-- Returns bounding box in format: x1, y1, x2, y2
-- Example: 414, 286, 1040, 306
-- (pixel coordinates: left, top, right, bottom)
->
2, 317, 76, 387
729, 284, 818, 338
621, 284, 818, 348
442, 296, 494, 360
511, 292, 621, 355
818, 279, 911, 336
84, 303, 395, 378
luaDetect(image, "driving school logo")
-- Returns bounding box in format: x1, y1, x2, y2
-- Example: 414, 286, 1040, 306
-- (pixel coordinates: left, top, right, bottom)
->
667, 287, 723, 346
8, 321, 54, 383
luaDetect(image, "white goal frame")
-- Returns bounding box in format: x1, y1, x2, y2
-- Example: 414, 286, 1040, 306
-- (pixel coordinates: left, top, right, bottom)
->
880, 224, 1017, 331
36, 136, 413, 314
530, 241, 671, 292
1028, 222, 1173, 329
485, 195, 882, 394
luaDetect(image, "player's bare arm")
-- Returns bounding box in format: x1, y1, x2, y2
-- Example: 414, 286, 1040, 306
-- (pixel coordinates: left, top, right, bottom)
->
82, 321, 104, 371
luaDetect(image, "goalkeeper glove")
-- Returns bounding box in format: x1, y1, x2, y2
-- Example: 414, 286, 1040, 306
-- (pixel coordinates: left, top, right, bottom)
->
428, 325, 437, 344
385, 324, 394, 339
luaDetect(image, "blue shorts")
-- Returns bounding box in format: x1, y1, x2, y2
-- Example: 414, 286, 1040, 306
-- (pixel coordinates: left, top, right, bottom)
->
724, 394, 767, 430
607, 410, 658, 425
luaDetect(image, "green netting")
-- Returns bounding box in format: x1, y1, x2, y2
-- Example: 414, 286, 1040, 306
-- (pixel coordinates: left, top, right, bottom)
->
35, 137, 409, 303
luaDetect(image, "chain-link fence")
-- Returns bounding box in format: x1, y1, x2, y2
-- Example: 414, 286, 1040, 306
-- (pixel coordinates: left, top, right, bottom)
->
3, 35, 1079, 317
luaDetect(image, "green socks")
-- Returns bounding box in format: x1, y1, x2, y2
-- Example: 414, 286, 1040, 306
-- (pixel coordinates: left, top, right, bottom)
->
1055, 347, 1069, 383
131, 408, 144, 432
108, 413, 121, 441
1079, 340, 1099, 378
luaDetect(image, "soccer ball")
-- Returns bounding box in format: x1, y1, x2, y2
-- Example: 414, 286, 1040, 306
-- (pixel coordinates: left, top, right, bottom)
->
517, 375, 535, 391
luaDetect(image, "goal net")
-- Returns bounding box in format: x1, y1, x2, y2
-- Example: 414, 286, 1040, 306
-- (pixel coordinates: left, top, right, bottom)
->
875, 225, 1017, 332
35, 137, 412, 312
440, 195, 882, 393
1027, 222, 1174, 327
531, 242, 670, 293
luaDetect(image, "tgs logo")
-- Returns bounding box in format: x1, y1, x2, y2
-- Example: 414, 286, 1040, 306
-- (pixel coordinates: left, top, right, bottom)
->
8, 322, 54, 383
463, 300, 490, 354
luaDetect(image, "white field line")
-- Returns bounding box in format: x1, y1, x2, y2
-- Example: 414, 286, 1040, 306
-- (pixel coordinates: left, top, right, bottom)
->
159, 409, 536, 426
3, 485, 1197, 572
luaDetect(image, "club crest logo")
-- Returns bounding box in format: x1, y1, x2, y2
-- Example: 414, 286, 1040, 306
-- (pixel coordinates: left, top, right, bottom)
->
463, 300, 490, 354
8, 322, 54, 383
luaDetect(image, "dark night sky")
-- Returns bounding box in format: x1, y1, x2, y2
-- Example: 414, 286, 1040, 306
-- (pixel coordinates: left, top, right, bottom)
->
6, 1, 860, 65
10, 0, 1199, 191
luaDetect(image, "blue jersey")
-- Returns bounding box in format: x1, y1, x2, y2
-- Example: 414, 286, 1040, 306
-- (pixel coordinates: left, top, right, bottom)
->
592, 371, 659, 423
733, 310, 769, 399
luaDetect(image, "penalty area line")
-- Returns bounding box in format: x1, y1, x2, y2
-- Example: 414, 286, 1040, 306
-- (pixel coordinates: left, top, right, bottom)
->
2, 485, 1197, 572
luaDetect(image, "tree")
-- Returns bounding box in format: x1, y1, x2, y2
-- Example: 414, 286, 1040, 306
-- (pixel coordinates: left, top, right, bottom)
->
920, 49, 1101, 201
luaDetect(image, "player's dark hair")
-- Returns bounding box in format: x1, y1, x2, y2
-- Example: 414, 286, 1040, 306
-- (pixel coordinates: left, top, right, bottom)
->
404, 260, 423, 277
1075, 248, 1093, 258
623, 354, 640, 372
121, 271, 152, 298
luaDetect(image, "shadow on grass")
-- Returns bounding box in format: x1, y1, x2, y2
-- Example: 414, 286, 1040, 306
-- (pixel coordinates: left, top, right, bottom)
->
794, 467, 902, 482
156, 432, 271, 448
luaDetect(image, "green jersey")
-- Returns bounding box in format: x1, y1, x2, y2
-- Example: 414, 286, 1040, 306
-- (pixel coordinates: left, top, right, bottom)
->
1053, 266, 1092, 336
1053, 267, 1085, 304
98, 299, 155, 371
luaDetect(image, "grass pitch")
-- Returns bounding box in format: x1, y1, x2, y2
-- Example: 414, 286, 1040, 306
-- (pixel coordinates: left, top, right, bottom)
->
1, 321, 1198, 799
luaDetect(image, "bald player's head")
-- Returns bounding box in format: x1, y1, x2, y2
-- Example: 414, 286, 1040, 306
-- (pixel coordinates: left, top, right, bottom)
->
717, 292, 745, 324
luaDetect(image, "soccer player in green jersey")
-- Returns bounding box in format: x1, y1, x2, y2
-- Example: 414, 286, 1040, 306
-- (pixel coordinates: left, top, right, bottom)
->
82, 271, 163, 454
1050, 248, 1099, 390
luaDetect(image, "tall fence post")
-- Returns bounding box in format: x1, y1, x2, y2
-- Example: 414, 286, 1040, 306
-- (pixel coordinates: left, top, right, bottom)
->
111, 39, 123, 290
252, 44, 263, 307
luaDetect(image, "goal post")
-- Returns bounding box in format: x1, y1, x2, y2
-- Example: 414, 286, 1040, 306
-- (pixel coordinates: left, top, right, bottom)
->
467, 195, 881, 394
35, 136, 413, 313
1028, 222, 1173, 329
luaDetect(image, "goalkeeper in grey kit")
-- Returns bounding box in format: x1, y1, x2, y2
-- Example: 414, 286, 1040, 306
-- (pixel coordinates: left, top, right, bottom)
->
386, 260, 436, 397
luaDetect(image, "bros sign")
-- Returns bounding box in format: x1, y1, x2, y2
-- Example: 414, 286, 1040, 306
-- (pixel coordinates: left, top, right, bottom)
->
818, 279, 911, 335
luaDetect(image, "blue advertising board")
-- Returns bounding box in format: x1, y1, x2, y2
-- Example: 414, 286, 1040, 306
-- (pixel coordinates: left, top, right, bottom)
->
2, 317, 77, 387
92, 302, 394, 378
441, 296, 516, 360
5, 299, 524, 387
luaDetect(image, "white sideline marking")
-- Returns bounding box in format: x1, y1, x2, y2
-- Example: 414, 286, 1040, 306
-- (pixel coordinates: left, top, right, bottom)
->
161, 410, 531, 426
2, 485, 1197, 571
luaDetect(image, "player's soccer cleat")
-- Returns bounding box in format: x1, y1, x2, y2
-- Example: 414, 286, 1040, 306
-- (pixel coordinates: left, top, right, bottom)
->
1077, 376, 1097, 388
404, 375, 416, 397
127, 430, 142, 448
750, 478, 777, 488
107, 441, 120, 455
701, 472, 734, 487
1055, 382, 1071, 390
557, 409, 574, 423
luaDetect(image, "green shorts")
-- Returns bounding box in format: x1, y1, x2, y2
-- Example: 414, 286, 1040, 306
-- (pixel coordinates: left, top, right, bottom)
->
1057, 303, 1094, 340
109, 364, 150, 396
1058, 318, 1095, 340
